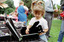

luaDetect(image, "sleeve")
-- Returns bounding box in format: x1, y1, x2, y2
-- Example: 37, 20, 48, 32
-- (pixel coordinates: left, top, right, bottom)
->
23, 6, 29, 11
43, 20, 48, 29
17, 8, 18, 13
29, 18, 34, 25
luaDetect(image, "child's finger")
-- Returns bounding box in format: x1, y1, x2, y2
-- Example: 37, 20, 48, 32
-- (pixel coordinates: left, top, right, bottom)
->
25, 30, 29, 34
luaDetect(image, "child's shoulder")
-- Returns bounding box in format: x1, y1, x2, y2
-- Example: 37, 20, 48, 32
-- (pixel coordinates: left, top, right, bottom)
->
41, 17, 47, 22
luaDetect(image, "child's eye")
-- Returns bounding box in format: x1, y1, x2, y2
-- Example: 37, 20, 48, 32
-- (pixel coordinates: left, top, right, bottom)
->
34, 3, 36, 5
38, 3, 44, 6
41, 3, 44, 6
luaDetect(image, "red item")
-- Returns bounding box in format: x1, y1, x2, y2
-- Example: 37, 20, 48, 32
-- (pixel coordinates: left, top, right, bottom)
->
60, 11, 64, 17
25, 10, 28, 16
7, 15, 18, 22
15, 7, 18, 11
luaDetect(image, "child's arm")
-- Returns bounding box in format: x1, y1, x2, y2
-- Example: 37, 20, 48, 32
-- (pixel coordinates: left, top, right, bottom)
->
25, 10, 28, 14
26, 25, 32, 34
39, 28, 48, 35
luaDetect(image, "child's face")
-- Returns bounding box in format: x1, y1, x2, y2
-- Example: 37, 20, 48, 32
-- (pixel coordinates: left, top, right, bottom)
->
19, 3, 24, 6
34, 12, 42, 19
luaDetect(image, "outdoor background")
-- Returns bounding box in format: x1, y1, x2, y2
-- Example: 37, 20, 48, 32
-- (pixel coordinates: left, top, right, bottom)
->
0, 0, 64, 42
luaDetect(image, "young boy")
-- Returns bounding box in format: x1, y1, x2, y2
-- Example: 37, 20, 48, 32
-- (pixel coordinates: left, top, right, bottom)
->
17, 1, 28, 26
25, 5, 48, 42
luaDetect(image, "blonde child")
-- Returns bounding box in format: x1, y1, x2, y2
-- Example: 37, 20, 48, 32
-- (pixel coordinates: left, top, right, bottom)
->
17, 1, 28, 26
26, 6, 48, 42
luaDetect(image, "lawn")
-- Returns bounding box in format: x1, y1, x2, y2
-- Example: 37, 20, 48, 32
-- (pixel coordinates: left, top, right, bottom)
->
27, 19, 64, 42
48, 19, 64, 42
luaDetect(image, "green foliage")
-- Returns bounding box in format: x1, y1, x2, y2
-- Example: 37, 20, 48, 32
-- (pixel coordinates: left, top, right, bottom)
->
27, 13, 34, 20
5, 7, 14, 14
48, 19, 62, 42
53, 4, 56, 9
57, 5, 60, 10
53, 4, 61, 15
60, 0, 64, 5
0, 0, 15, 14
22, 0, 32, 11
5, 0, 15, 9
0, 7, 5, 14
53, 4, 60, 9
21, 0, 33, 20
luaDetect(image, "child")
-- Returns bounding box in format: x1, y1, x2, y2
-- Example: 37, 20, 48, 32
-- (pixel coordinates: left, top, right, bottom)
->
17, 1, 28, 26
26, 5, 48, 42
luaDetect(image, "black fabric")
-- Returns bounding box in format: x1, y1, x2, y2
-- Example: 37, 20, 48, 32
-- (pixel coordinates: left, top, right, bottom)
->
21, 21, 44, 34
20, 21, 44, 41
46, 11, 53, 13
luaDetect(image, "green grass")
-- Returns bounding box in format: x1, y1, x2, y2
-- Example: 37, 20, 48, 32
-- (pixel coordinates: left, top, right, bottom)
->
27, 19, 64, 42
48, 19, 64, 42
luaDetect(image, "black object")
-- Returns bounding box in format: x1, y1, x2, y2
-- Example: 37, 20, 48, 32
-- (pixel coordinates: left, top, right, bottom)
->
29, 21, 44, 33
0, 18, 45, 42
5, 19, 22, 41
21, 21, 44, 35
0, 19, 22, 41
20, 21, 44, 41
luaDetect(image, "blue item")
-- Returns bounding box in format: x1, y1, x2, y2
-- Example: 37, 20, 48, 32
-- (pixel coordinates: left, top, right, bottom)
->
17, 5, 27, 26
57, 31, 64, 42
57, 20, 64, 42
39, 34, 48, 42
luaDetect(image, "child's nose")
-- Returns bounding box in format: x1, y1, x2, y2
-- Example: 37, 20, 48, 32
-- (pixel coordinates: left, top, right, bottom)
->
36, 14, 39, 16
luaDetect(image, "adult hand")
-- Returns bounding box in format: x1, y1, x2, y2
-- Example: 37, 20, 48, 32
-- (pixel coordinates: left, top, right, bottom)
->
54, 9, 58, 12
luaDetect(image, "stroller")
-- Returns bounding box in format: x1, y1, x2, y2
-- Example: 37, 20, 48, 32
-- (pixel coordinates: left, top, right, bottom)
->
0, 13, 45, 42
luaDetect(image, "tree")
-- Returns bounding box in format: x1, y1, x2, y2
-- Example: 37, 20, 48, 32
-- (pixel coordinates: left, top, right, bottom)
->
60, 0, 64, 5
4, 0, 15, 14
53, 4, 61, 17
0, 7, 5, 14
54, 4, 61, 13
22, 0, 32, 12
21, 0, 33, 20
5, 0, 15, 9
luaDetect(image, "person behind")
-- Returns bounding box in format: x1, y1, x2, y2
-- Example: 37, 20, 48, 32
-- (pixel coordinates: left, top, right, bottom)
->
57, 5, 64, 42
25, 5, 48, 42
9, 12, 18, 22
43, 0, 58, 38
17, 1, 28, 26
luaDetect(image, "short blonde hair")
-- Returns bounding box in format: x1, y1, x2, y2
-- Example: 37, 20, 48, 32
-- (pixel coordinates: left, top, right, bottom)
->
19, 1, 24, 6
33, 6, 45, 16
31, 0, 45, 16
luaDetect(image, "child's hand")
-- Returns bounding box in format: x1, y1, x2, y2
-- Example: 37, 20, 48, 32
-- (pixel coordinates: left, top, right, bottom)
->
54, 9, 58, 12
39, 33, 44, 35
24, 21, 26, 23
25, 29, 29, 34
